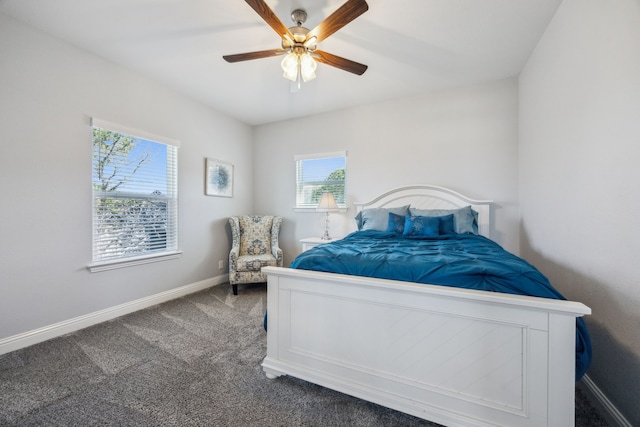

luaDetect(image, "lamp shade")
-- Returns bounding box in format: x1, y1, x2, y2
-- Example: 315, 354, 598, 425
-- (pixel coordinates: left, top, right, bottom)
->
317, 192, 339, 211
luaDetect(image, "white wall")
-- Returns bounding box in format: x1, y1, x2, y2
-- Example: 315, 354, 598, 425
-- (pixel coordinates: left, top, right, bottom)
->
0, 15, 253, 341
519, 0, 640, 424
254, 78, 520, 265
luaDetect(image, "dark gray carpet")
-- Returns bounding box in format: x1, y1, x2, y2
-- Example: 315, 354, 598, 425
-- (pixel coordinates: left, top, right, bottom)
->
0, 283, 609, 426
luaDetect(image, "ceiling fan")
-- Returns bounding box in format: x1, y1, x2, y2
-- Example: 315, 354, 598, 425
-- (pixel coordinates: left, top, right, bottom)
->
223, 0, 369, 89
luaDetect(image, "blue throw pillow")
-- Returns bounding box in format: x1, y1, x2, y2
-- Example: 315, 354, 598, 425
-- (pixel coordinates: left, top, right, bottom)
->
403, 215, 440, 237
355, 205, 410, 231
387, 212, 405, 234
438, 214, 456, 235
409, 206, 478, 234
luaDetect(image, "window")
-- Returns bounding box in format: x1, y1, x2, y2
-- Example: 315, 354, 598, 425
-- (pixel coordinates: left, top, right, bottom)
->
295, 152, 346, 209
90, 118, 180, 271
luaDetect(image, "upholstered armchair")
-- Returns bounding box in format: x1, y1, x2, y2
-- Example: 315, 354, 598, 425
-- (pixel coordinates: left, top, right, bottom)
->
228, 215, 283, 295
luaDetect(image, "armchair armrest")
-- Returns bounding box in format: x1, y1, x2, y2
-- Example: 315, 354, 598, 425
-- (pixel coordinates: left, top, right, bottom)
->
271, 216, 283, 266
272, 246, 283, 266
228, 216, 241, 265
229, 246, 239, 262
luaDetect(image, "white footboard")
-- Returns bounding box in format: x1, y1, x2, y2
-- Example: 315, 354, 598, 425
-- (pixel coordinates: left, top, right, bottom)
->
261, 266, 590, 427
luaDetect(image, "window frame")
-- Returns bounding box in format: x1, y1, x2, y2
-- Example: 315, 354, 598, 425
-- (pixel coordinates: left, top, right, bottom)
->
88, 118, 181, 272
294, 151, 347, 212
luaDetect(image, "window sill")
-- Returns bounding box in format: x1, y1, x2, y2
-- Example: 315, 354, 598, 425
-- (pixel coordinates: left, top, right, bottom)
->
88, 250, 183, 273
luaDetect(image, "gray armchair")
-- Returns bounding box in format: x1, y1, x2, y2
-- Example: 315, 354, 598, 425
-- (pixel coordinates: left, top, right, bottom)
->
228, 215, 283, 295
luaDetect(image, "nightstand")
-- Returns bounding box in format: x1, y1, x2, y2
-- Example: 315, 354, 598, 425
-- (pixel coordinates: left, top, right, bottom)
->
300, 237, 332, 252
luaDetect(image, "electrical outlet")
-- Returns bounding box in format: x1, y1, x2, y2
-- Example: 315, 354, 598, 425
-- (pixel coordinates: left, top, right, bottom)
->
218, 260, 224, 270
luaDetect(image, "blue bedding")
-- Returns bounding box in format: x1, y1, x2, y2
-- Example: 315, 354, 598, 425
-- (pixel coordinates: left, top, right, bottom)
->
290, 230, 591, 380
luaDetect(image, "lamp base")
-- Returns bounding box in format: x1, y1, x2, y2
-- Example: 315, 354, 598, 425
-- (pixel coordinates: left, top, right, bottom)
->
322, 212, 332, 240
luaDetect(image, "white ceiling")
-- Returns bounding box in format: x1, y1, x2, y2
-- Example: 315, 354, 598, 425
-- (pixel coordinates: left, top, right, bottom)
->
0, 0, 562, 126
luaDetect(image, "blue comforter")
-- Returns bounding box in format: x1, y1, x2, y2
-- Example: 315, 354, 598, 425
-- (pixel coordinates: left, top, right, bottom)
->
290, 230, 591, 380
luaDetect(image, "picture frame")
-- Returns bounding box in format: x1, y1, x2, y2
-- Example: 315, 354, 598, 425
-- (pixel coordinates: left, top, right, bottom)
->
205, 158, 234, 197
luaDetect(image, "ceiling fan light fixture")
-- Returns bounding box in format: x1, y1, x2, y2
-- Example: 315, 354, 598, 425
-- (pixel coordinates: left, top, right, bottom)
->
281, 51, 317, 84
300, 53, 317, 82
281, 52, 299, 81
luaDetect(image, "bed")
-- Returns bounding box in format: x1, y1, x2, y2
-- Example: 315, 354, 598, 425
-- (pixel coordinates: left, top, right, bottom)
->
261, 185, 591, 427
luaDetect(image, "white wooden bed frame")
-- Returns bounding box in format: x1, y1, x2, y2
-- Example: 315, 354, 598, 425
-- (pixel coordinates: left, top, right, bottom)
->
262, 185, 590, 427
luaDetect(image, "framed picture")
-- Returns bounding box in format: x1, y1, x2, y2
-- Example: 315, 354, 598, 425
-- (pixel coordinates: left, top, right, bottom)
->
205, 158, 234, 197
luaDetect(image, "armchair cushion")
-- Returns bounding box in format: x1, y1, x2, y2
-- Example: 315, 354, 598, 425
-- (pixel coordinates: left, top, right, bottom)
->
237, 254, 279, 272
238, 216, 273, 256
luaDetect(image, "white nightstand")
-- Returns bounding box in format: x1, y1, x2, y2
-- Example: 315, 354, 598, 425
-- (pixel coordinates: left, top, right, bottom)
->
300, 237, 332, 252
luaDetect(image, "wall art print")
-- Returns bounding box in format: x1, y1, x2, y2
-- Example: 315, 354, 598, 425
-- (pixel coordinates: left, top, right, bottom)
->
205, 158, 233, 197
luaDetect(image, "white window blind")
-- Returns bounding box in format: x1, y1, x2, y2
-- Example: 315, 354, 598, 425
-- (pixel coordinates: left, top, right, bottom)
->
295, 152, 346, 208
91, 118, 179, 266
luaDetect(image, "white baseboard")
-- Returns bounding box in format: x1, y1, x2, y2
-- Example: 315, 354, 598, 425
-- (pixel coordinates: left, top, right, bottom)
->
0, 274, 228, 356
579, 374, 632, 427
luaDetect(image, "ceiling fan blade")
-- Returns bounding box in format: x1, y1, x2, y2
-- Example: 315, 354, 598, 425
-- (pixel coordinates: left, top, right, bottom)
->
244, 0, 294, 40
307, 0, 368, 44
223, 49, 288, 62
314, 50, 368, 75
223, 49, 286, 63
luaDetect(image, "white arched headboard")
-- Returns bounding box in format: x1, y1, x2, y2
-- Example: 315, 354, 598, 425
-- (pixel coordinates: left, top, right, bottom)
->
354, 184, 493, 238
